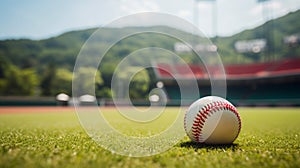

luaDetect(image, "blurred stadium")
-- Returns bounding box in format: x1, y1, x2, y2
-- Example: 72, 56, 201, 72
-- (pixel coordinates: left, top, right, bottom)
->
154, 57, 300, 106
1, 9, 300, 107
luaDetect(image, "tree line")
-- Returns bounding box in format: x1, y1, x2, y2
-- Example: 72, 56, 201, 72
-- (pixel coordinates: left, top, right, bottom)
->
0, 10, 299, 98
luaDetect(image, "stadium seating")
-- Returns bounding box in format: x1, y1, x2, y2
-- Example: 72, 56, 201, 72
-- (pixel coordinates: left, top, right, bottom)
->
154, 58, 300, 106
155, 58, 300, 79
269, 58, 300, 76
156, 63, 175, 78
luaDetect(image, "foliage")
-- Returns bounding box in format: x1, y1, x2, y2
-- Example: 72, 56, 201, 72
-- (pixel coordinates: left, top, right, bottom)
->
215, 10, 300, 63
51, 68, 73, 96
73, 67, 103, 97
40, 63, 56, 96
0, 10, 300, 96
0, 65, 38, 96
115, 67, 150, 99
97, 87, 112, 98
112, 66, 150, 99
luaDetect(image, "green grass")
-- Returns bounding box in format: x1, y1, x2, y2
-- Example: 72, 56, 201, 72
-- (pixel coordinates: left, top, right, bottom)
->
0, 107, 300, 168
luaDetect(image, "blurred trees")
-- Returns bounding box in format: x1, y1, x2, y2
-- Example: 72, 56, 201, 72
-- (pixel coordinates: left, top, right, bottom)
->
40, 63, 56, 96
41, 63, 73, 96
0, 10, 299, 98
129, 68, 150, 99
53, 69, 73, 95
115, 67, 150, 99
0, 65, 38, 96
73, 67, 103, 97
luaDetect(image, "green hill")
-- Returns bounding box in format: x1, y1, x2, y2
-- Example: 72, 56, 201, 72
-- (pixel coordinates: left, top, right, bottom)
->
0, 27, 187, 97
1, 10, 300, 69
0, 10, 299, 97
215, 10, 300, 63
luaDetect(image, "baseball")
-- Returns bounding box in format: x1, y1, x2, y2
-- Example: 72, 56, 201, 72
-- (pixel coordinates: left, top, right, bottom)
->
184, 96, 241, 144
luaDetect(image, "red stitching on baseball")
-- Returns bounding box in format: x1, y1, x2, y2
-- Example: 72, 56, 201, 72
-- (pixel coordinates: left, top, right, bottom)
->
190, 101, 241, 142
184, 110, 188, 133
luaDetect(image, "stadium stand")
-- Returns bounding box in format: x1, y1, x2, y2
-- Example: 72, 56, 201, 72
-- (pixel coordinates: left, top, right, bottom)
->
154, 58, 300, 106
156, 58, 300, 79
269, 58, 300, 75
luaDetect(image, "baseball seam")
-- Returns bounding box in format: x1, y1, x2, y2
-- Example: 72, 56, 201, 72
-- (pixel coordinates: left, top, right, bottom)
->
190, 101, 241, 142
184, 109, 187, 133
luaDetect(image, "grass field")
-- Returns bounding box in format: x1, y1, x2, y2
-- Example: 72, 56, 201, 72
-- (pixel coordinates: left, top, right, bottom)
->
0, 107, 299, 168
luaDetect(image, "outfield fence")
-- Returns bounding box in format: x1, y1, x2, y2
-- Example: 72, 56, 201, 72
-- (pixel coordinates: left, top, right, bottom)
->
1, 96, 300, 107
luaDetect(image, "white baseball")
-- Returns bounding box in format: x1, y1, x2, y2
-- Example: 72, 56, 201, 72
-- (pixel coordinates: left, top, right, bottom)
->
184, 96, 241, 144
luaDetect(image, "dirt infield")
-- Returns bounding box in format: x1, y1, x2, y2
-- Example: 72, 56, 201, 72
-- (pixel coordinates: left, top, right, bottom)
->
0, 106, 76, 114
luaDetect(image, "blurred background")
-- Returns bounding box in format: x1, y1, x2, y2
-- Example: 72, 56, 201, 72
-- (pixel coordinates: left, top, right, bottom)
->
0, 0, 300, 106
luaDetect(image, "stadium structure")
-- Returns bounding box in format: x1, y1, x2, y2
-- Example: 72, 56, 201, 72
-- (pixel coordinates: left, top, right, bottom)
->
153, 58, 300, 106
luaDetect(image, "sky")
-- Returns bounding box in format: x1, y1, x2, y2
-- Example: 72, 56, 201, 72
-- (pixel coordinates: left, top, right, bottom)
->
0, 0, 299, 40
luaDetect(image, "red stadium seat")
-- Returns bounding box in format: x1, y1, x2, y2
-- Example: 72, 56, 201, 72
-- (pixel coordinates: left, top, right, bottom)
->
155, 58, 300, 80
